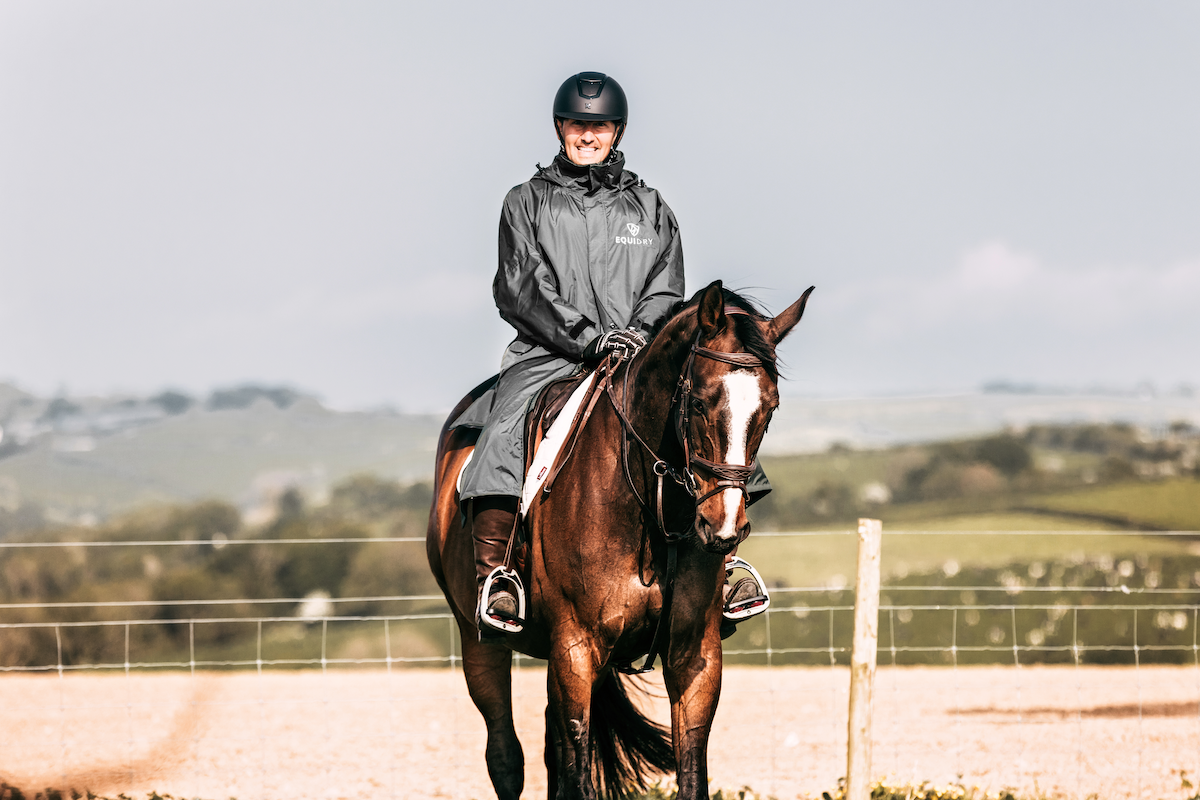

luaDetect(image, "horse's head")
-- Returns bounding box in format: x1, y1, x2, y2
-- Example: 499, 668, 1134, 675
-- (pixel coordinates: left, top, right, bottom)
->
680, 281, 814, 554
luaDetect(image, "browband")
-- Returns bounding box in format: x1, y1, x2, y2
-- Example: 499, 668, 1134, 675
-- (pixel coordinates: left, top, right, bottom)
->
693, 306, 768, 367
692, 346, 764, 368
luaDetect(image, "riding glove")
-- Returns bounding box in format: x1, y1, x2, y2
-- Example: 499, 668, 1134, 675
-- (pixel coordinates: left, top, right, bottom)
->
582, 328, 647, 362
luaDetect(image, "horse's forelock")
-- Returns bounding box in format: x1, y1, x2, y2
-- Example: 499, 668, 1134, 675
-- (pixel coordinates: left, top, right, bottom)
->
649, 288, 780, 381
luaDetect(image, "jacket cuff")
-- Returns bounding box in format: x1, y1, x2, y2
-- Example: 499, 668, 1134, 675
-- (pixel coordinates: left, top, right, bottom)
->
568, 316, 595, 340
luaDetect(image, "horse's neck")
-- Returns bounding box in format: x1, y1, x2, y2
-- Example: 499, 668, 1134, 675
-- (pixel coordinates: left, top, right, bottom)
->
624, 323, 695, 452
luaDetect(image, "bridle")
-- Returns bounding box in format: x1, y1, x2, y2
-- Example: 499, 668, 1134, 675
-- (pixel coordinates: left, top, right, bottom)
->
673, 325, 764, 507
604, 305, 770, 675
606, 306, 768, 540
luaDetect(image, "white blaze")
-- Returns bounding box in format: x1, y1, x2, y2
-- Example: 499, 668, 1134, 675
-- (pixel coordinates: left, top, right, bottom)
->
716, 371, 761, 539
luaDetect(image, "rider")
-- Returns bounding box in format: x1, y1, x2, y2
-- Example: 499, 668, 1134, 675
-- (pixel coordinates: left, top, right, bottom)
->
458, 71, 771, 638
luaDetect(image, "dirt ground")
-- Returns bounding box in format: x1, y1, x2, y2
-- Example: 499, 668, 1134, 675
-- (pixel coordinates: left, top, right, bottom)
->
2, 665, 1197, 800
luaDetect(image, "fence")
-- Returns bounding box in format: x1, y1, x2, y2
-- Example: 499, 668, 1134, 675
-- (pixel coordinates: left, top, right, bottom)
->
2, 530, 1199, 799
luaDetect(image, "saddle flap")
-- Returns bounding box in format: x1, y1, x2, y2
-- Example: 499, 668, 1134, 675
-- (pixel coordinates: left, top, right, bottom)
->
519, 368, 599, 516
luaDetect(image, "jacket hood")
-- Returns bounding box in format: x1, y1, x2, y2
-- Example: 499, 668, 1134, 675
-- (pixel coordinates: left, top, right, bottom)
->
534, 150, 640, 194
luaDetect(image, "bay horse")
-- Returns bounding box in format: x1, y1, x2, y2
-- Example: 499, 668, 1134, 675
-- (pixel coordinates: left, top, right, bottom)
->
426, 280, 814, 800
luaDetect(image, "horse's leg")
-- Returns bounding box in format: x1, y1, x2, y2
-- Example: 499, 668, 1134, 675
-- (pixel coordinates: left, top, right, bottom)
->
663, 631, 723, 799
546, 630, 598, 800
543, 703, 559, 800
460, 626, 525, 800
663, 557, 726, 800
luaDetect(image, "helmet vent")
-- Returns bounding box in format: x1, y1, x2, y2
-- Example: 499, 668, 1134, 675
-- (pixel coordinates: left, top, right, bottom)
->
577, 77, 605, 99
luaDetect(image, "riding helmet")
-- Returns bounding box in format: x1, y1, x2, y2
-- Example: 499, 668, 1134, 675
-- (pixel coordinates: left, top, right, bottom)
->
552, 72, 628, 124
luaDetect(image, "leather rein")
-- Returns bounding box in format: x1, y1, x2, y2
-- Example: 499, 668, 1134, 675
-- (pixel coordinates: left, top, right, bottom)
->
602, 307, 769, 675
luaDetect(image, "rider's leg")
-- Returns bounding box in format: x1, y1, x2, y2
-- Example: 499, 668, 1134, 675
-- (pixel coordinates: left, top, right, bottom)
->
471, 494, 524, 635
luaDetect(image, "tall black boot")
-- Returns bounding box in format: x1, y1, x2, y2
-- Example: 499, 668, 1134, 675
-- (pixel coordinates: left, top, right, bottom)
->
470, 495, 523, 636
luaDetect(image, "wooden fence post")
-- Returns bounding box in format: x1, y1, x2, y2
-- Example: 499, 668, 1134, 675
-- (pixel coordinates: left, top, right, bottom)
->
846, 518, 882, 800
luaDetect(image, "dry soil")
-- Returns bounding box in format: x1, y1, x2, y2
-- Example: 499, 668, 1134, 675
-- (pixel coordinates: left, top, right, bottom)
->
1, 665, 1197, 799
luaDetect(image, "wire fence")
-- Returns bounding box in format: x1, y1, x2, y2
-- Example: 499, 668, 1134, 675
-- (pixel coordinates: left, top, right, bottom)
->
2, 530, 1199, 799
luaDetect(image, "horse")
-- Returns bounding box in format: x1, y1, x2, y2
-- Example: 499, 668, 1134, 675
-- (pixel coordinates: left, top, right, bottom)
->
426, 280, 814, 800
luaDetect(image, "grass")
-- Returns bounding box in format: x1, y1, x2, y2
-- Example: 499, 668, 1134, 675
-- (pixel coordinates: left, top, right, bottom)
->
739, 471, 1200, 589
0, 785, 1084, 800
739, 526, 1195, 589
1031, 478, 1200, 530
630, 778, 1088, 800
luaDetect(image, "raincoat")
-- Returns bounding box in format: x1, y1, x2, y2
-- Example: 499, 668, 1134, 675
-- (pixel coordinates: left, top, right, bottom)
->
457, 151, 769, 503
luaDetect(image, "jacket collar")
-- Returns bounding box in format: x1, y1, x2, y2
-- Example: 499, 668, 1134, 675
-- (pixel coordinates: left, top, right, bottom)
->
536, 150, 637, 194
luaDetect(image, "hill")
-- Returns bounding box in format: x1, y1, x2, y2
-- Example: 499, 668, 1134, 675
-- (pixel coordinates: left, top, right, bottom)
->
2, 379, 1198, 531
0, 382, 442, 528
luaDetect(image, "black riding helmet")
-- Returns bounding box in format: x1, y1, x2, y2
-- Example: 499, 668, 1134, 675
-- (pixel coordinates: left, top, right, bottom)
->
553, 72, 627, 151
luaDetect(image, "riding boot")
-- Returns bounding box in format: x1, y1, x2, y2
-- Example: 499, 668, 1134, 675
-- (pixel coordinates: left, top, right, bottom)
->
470, 496, 524, 638
720, 550, 771, 640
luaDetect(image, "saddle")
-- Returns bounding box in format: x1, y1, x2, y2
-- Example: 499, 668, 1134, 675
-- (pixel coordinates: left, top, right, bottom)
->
525, 369, 591, 448
447, 365, 603, 514
519, 367, 602, 515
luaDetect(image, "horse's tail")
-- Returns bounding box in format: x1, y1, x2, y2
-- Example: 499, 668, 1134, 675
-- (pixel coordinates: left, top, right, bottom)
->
589, 672, 675, 799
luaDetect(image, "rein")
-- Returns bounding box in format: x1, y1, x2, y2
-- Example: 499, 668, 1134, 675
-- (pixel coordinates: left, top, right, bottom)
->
605, 306, 769, 674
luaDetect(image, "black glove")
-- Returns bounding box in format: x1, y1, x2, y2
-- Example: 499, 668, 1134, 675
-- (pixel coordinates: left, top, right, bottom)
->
582, 328, 648, 362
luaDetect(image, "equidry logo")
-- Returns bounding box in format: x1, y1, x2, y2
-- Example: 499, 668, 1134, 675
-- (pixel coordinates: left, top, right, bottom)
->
616, 221, 653, 247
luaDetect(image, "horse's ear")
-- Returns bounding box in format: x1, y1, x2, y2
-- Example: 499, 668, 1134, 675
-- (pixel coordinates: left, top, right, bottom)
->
697, 280, 726, 337
767, 285, 815, 345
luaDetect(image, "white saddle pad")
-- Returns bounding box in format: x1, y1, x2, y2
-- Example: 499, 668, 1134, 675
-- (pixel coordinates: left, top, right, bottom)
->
455, 448, 474, 497
519, 370, 598, 516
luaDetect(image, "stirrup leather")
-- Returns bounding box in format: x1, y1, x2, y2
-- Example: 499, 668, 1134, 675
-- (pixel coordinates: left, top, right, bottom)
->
479, 566, 526, 634
723, 556, 771, 622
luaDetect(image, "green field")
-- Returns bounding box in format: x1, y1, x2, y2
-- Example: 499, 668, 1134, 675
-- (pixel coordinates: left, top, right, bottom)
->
1032, 479, 1200, 530
738, 527, 1195, 589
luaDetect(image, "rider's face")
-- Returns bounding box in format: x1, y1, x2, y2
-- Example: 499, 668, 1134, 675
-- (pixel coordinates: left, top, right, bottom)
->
558, 119, 617, 165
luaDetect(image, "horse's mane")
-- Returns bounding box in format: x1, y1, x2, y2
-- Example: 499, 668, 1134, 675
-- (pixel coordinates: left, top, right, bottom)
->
650, 287, 780, 381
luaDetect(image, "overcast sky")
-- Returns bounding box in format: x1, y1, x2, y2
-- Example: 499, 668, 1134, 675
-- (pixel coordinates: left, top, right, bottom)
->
2, 2, 1197, 412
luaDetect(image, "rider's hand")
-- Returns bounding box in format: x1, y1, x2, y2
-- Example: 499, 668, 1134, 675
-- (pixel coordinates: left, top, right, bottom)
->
582, 328, 648, 362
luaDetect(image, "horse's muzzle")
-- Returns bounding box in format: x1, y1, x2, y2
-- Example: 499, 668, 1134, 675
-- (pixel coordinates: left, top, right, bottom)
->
702, 536, 740, 556
694, 502, 750, 555
694, 518, 742, 555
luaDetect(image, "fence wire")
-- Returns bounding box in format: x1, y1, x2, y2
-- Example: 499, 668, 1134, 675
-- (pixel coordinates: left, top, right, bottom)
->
1, 530, 1198, 800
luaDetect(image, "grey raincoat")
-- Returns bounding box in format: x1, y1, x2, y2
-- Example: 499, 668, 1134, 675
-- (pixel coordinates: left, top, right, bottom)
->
457, 151, 769, 503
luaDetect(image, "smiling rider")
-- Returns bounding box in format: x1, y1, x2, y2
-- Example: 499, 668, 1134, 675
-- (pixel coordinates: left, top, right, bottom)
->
457, 71, 773, 638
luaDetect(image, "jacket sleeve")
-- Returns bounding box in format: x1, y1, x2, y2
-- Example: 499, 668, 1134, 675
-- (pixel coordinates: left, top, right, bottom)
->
629, 196, 685, 335
492, 188, 600, 358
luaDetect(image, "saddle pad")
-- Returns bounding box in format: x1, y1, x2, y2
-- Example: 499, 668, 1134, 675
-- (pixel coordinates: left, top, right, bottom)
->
455, 448, 474, 497
519, 370, 598, 516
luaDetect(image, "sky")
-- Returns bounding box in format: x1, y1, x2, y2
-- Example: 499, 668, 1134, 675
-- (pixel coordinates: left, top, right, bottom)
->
1, 1, 1197, 412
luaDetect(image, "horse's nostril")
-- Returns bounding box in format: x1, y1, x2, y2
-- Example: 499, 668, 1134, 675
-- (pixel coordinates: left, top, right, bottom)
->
737, 520, 751, 536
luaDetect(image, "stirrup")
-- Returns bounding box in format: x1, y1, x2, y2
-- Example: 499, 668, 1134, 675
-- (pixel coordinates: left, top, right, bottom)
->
723, 556, 770, 622
479, 566, 526, 634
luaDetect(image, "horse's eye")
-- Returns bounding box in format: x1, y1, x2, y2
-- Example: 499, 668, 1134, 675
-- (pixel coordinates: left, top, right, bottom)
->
690, 398, 705, 414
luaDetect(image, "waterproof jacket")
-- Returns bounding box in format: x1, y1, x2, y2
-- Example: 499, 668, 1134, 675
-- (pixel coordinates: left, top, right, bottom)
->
494, 151, 685, 371
457, 151, 685, 502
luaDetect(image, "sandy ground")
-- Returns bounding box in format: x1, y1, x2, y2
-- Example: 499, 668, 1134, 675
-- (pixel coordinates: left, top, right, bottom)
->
2, 665, 1198, 800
